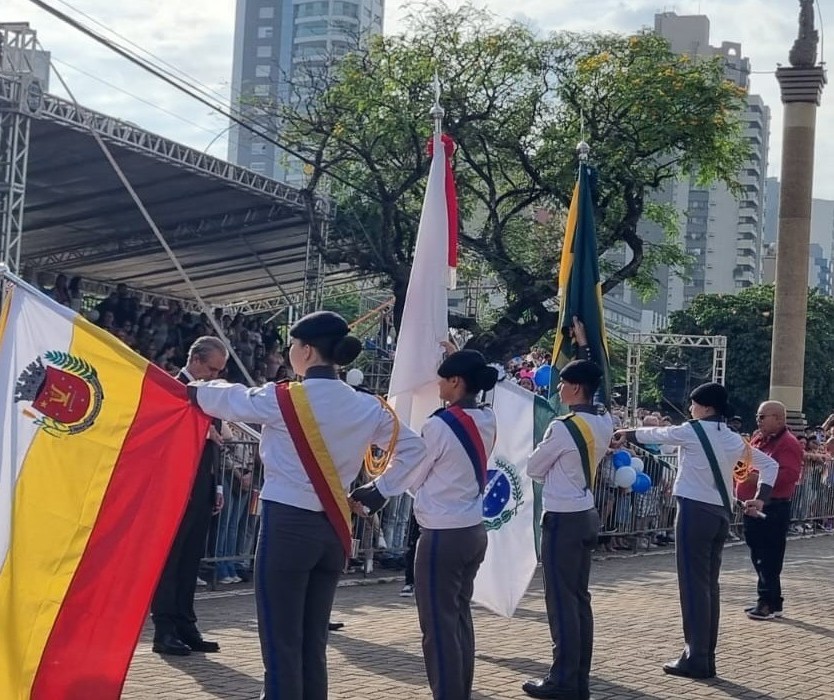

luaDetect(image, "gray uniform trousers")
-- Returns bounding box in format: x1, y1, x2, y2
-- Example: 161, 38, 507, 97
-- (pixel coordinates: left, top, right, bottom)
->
255, 501, 344, 700
540, 508, 600, 698
414, 523, 488, 700
674, 497, 730, 669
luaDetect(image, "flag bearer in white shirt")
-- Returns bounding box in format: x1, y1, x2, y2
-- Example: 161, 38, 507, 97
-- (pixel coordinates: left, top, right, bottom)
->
188, 311, 426, 700
522, 360, 613, 700
614, 382, 778, 680
352, 349, 499, 700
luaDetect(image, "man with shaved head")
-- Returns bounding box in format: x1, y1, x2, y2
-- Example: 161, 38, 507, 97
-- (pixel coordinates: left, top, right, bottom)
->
739, 401, 803, 620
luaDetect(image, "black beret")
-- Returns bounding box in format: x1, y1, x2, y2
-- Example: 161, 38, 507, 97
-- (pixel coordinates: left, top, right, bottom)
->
559, 359, 602, 385
289, 311, 349, 341
690, 382, 729, 413
438, 350, 487, 379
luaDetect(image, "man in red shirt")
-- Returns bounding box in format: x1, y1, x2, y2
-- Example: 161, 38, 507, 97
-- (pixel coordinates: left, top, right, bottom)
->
738, 401, 803, 620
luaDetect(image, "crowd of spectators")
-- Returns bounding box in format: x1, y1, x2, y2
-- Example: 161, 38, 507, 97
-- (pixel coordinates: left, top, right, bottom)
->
39, 276, 291, 384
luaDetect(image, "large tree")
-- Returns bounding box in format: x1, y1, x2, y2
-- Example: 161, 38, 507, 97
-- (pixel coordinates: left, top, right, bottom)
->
647, 286, 834, 428
271, 3, 748, 359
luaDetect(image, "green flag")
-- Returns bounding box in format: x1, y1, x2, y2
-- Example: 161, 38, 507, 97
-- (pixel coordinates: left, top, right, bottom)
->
550, 163, 611, 404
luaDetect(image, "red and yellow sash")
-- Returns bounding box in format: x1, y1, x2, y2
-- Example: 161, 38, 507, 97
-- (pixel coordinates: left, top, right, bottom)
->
275, 382, 353, 557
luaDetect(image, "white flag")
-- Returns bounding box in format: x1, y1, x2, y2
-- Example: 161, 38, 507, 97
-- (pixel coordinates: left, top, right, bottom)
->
387, 133, 449, 430
473, 380, 538, 617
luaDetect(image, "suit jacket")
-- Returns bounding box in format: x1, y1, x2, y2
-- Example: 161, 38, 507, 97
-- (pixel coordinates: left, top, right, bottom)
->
177, 370, 220, 500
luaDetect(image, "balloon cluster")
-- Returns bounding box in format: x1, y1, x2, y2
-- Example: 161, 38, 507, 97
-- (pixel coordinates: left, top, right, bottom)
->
611, 450, 653, 493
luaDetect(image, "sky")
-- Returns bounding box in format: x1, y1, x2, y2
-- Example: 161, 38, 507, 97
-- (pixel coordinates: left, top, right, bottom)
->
2, 0, 833, 198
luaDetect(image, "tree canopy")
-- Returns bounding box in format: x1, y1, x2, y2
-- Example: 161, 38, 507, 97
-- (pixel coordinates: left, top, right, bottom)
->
271, 2, 749, 359
649, 286, 834, 429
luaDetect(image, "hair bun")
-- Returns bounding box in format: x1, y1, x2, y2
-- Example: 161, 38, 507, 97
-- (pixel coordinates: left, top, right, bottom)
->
477, 365, 499, 393
332, 335, 362, 365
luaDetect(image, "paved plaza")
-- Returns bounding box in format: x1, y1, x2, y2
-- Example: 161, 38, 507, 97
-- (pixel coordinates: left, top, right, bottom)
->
125, 536, 834, 699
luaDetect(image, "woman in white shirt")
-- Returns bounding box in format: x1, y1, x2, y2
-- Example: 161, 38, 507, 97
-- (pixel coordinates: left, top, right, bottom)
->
190, 311, 426, 700
614, 382, 777, 680
353, 349, 498, 700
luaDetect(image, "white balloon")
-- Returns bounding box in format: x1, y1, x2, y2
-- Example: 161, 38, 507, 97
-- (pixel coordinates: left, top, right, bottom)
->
346, 368, 364, 386
614, 466, 637, 489
630, 457, 644, 474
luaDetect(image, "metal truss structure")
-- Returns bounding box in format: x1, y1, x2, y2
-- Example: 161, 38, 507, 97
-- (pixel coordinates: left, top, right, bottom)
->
24, 204, 294, 269
625, 333, 727, 425
0, 23, 40, 275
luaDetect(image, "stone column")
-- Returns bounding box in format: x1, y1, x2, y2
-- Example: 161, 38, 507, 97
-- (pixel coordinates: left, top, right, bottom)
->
768, 64, 826, 422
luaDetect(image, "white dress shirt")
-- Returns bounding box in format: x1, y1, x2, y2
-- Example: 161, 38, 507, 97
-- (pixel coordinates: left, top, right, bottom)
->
527, 409, 614, 513
634, 420, 778, 507
193, 379, 427, 512
375, 407, 497, 530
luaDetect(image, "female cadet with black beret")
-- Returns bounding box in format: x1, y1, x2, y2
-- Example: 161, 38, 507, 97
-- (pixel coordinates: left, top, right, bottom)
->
352, 348, 499, 700
188, 310, 426, 700
613, 382, 778, 679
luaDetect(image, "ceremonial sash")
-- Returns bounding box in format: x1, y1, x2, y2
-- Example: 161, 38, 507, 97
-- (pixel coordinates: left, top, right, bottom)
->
275, 382, 353, 557
557, 413, 597, 491
689, 420, 733, 517
436, 406, 489, 493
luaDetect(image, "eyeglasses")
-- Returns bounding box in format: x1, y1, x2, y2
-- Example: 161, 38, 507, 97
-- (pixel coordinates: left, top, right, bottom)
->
756, 414, 777, 420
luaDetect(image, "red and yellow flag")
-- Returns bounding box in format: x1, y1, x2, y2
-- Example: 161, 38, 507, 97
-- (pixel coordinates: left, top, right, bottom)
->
0, 278, 210, 699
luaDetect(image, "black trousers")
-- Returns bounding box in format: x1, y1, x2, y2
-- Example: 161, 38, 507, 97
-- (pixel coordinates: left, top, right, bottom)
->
256, 501, 344, 700
414, 523, 488, 700
152, 467, 214, 640
675, 497, 729, 668
541, 509, 600, 698
404, 512, 421, 587
743, 499, 791, 610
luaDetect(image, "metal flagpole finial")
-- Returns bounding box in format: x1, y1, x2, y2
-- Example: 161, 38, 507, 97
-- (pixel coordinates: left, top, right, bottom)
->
577, 140, 591, 163
430, 72, 444, 136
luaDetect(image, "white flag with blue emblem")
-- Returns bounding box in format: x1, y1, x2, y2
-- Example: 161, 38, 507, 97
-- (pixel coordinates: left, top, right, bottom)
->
473, 380, 538, 617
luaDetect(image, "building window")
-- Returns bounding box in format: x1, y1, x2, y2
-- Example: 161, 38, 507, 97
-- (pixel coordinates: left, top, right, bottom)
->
259, 7, 274, 18
250, 161, 266, 173
258, 26, 273, 39
296, 21, 328, 38
332, 1, 358, 17
253, 84, 269, 96
252, 142, 267, 155
257, 45, 272, 57
295, 1, 330, 18
255, 64, 271, 77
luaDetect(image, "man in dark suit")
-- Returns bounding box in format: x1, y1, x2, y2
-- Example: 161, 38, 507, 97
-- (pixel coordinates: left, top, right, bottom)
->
152, 336, 228, 656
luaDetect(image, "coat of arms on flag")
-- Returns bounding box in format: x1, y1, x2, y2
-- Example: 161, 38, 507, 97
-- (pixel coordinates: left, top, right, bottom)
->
483, 457, 524, 531
15, 352, 104, 436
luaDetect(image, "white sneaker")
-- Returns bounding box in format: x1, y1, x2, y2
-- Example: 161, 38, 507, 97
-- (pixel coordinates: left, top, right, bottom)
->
400, 584, 414, 597
231, 576, 243, 584
196, 577, 207, 586
218, 576, 236, 585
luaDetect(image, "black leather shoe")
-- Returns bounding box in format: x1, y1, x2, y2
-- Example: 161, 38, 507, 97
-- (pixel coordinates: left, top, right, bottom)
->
152, 634, 192, 656
662, 657, 714, 679
179, 636, 220, 653
521, 677, 580, 700
328, 621, 345, 631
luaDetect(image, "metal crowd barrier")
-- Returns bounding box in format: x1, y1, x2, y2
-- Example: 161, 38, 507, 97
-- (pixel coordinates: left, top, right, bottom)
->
201, 439, 263, 585
200, 436, 834, 580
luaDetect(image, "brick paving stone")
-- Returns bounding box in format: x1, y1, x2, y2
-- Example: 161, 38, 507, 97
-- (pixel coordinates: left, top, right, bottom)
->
124, 536, 834, 699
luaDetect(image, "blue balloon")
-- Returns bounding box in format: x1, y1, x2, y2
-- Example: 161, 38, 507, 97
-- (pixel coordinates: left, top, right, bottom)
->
632, 472, 653, 494
612, 450, 632, 468
534, 364, 552, 388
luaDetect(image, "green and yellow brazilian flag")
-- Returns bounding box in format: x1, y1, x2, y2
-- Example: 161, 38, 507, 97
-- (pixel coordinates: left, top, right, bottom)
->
548, 162, 611, 405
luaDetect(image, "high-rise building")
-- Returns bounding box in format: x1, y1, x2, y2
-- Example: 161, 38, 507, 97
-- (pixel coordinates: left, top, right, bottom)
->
227, 0, 384, 184
653, 12, 770, 308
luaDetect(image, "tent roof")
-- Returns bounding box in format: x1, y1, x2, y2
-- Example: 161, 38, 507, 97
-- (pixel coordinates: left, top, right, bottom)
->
14, 82, 338, 312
